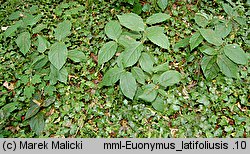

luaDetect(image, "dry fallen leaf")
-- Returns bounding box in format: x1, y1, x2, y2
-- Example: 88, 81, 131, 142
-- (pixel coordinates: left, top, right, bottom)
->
3, 81, 15, 90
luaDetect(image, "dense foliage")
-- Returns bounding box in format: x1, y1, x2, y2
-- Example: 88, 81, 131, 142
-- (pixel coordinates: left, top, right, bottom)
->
0, 0, 249, 137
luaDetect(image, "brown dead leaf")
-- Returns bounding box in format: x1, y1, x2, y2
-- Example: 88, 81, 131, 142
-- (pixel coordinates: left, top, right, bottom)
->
90, 52, 98, 63
3, 81, 15, 90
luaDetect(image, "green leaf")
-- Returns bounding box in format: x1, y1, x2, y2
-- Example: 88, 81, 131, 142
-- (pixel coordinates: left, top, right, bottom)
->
201, 56, 220, 80
199, 28, 223, 46
121, 31, 141, 40
146, 13, 170, 25
215, 21, 232, 38
194, 13, 209, 27
48, 42, 68, 70
68, 50, 86, 62
4, 20, 22, 37
234, 16, 247, 26
119, 72, 137, 100
25, 104, 40, 120
105, 21, 122, 40
0, 102, 18, 119
118, 35, 137, 48
173, 37, 190, 50
23, 14, 42, 26
29, 112, 45, 135
32, 55, 48, 70
139, 52, 154, 73
199, 45, 217, 55
8, 11, 22, 20
153, 62, 169, 73
217, 54, 238, 78
54, 20, 72, 41
24, 86, 35, 98
122, 42, 143, 67
37, 35, 50, 53
117, 13, 145, 31
15, 32, 31, 55
152, 96, 165, 112
49, 65, 68, 84
31, 74, 41, 84
32, 24, 47, 34
189, 32, 203, 50
132, 3, 142, 15
101, 67, 124, 86
158, 70, 181, 87
146, 26, 170, 49
98, 41, 118, 65
131, 67, 146, 84
222, 3, 234, 16
157, 0, 168, 11
139, 84, 158, 102
224, 44, 247, 65
43, 97, 56, 107
58, 67, 68, 83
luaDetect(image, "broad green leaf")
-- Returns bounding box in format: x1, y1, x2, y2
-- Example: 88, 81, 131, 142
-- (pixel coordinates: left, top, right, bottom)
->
54, 20, 72, 41
118, 35, 137, 48
146, 13, 170, 25
222, 3, 234, 16
139, 52, 154, 73
215, 21, 232, 38
37, 35, 50, 53
98, 41, 118, 65
117, 13, 145, 31
217, 54, 238, 78
199, 28, 223, 46
32, 55, 48, 70
132, 3, 142, 15
235, 16, 247, 26
224, 44, 247, 65
153, 62, 169, 73
15, 32, 31, 55
152, 96, 165, 112
48, 42, 67, 70
158, 70, 181, 87
131, 67, 146, 84
4, 23, 20, 37
58, 67, 68, 83
23, 14, 42, 26
139, 84, 158, 102
201, 56, 220, 80
121, 31, 141, 40
194, 13, 209, 27
25, 104, 40, 120
105, 21, 122, 40
116, 52, 125, 68
49, 64, 58, 85
189, 32, 203, 50
24, 86, 35, 98
157, 0, 168, 11
32, 24, 47, 34
49, 65, 68, 84
0, 102, 18, 119
122, 42, 143, 67
101, 67, 124, 86
8, 11, 22, 20
31, 74, 41, 84
68, 50, 86, 62
43, 97, 56, 107
119, 72, 137, 100
146, 26, 170, 49
29, 112, 44, 135
199, 45, 217, 55
173, 37, 190, 50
